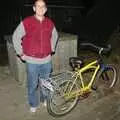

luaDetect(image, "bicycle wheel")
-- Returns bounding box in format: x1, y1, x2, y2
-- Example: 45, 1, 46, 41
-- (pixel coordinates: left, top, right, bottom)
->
97, 64, 117, 89
47, 79, 79, 117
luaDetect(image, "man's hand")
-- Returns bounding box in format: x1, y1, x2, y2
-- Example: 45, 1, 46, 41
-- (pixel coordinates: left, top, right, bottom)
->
51, 51, 55, 55
17, 54, 26, 62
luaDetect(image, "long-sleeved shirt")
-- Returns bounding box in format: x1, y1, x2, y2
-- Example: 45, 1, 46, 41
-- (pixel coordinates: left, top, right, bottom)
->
12, 16, 58, 64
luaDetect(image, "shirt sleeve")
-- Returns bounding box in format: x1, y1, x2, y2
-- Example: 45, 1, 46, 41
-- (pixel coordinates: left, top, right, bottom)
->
51, 26, 59, 53
12, 22, 26, 56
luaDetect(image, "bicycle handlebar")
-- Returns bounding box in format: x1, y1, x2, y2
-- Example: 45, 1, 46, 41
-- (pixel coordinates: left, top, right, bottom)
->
80, 42, 111, 54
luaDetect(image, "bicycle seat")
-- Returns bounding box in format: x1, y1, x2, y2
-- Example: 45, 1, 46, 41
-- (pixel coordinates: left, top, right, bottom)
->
69, 57, 83, 69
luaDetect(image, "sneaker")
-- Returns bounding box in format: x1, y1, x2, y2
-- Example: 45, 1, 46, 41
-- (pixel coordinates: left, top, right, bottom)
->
43, 101, 47, 107
30, 107, 37, 113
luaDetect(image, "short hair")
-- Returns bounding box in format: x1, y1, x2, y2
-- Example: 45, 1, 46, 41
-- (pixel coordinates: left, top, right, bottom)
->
33, 0, 46, 5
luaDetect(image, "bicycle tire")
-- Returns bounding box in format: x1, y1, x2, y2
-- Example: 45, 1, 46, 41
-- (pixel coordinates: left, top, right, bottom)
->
47, 79, 79, 117
97, 64, 117, 89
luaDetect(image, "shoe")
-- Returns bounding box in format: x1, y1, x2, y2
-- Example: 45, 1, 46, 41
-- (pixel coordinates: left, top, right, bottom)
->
43, 101, 47, 107
30, 107, 37, 113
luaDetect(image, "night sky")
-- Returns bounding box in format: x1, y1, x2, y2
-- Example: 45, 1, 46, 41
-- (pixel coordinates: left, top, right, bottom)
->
0, 0, 120, 43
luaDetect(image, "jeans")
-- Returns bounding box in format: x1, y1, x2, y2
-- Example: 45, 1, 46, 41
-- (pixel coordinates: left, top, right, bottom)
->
26, 61, 52, 107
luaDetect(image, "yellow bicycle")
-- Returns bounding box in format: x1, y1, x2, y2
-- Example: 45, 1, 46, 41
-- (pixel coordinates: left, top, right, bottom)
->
47, 43, 117, 117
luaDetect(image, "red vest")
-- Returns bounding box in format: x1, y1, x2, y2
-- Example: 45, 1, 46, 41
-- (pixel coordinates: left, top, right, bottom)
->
22, 16, 54, 58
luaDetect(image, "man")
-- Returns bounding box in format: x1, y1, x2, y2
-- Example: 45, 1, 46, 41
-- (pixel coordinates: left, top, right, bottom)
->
12, 0, 58, 113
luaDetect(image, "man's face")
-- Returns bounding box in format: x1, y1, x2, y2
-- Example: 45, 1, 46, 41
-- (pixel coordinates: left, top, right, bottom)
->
33, 0, 47, 17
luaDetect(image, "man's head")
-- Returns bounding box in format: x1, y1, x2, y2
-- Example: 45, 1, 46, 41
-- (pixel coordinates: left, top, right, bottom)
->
33, 0, 47, 18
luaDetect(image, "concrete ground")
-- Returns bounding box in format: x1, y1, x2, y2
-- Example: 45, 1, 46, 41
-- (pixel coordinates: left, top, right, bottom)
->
0, 66, 120, 120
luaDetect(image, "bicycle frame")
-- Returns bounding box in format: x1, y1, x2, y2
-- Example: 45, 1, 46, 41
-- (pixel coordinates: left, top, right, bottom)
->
79, 60, 100, 90
64, 60, 101, 99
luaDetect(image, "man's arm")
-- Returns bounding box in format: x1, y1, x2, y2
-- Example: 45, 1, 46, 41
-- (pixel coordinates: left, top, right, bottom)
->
12, 22, 25, 56
51, 26, 59, 54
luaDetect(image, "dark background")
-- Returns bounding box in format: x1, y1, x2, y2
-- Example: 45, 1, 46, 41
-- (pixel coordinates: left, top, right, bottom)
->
0, 0, 120, 44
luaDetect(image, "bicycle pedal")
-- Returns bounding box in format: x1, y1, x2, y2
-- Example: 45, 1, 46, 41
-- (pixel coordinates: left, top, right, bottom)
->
80, 91, 91, 99
42, 80, 54, 92
91, 86, 97, 91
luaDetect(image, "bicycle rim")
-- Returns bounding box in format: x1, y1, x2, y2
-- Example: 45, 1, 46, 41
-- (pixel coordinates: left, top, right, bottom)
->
47, 80, 78, 117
